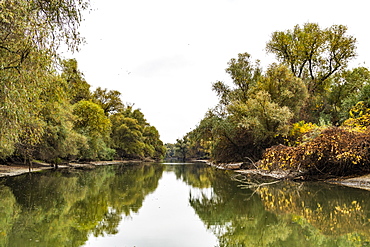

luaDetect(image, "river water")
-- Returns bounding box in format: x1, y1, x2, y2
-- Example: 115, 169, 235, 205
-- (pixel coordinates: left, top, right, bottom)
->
0, 162, 369, 247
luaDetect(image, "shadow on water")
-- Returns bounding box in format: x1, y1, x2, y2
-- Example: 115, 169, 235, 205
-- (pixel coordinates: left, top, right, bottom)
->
0, 162, 370, 246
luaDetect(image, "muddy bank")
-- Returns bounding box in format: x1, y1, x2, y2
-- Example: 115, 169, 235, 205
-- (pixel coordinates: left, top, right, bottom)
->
0, 160, 142, 178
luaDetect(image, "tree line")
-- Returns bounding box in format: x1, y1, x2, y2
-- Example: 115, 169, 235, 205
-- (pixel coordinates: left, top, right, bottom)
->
171, 23, 370, 176
0, 0, 165, 166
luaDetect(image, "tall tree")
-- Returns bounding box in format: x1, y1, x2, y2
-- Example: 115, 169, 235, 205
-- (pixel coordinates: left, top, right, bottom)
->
257, 63, 308, 118
212, 52, 262, 106
110, 113, 145, 159
266, 23, 357, 95
73, 100, 114, 160
0, 0, 89, 159
92, 87, 124, 115
61, 59, 91, 104
35, 76, 88, 165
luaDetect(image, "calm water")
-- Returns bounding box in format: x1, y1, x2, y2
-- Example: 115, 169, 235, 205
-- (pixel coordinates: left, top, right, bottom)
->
0, 162, 370, 247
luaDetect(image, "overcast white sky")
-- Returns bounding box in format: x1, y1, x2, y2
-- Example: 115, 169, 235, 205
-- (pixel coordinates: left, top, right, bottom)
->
63, 0, 370, 144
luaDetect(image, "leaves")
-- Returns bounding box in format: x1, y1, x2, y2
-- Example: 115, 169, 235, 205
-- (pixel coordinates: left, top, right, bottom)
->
266, 23, 357, 95
260, 127, 370, 176
110, 108, 165, 160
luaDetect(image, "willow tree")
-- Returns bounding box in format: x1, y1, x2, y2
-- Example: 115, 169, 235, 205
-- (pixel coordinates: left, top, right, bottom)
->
73, 100, 114, 160
0, 0, 89, 159
61, 58, 91, 104
212, 52, 262, 106
266, 23, 357, 95
92, 87, 125, 116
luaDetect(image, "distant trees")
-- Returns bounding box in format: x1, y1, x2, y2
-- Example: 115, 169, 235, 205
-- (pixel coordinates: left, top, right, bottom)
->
110, 107, 166, 160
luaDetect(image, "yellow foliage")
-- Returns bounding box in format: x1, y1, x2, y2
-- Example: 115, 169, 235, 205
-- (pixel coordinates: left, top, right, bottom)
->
260, 127, 370, 175
344, 101, 370, 129
288, 121, 320, 146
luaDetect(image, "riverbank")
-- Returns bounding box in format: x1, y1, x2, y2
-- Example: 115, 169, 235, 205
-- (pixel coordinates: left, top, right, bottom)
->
0, 160, 143, 178
208, 161, 370, 191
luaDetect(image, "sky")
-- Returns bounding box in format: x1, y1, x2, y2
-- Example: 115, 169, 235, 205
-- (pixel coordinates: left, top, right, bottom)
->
63, 0, 370, 144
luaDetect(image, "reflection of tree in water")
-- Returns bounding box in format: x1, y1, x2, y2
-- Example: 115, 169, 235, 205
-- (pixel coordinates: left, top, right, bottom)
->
170, 163, 215, 188
0, 163, 164, 247
257, 181, 370, 238
0, 185, 20, 247
189, 169, 370, 247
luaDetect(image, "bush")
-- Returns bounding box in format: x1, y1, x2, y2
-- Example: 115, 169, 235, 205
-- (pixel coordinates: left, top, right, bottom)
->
287, 121, 320, 146
260, 127, 370, 176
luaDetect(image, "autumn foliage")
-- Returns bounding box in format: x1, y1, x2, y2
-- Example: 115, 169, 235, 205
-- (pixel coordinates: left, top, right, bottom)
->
259, 127, 370, 176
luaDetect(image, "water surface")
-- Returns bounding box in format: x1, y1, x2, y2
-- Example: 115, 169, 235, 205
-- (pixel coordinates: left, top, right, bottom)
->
0, 162, 369, 246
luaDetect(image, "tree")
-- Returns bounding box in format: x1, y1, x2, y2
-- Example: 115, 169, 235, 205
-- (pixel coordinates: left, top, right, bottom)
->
92, 87, 125, 116
0, 0, 89, 159
257, 64, 308, 117
73, 100, 114, 160
61, 59, 91, 104
175, 138, 190, 162
229, 91, 293, 144
328, 67, 370, 124
110, 106, 165, 160
204, 55, 307, 162
110, 113, 145, 159
266, 23, 357, 95
142, 126, 166, 160
35, 76, 88, 166
212, 52, 262, 106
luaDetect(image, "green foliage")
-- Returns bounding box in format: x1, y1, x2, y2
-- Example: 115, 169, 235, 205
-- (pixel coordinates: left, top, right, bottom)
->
328, 67, 370, 123
191, 112, 261, 163
35, 76, 87, 162
189, 56, 308, 163
182, 22, 370, 170
110, 114, 145, 158
110, 108, 165, 160
266, 23, 357, 95
212, 52, 261, 106
61, 58, 91, 104
174, 137, 190, 161
143, 126, 166, 160
257, 63, 308, 117
92, 87, 125, 115
0, 0, 88, 159
266, 23, 358, 123
229, 90, 293, 143
73, 100, 113, 160
0, 0, 164, 163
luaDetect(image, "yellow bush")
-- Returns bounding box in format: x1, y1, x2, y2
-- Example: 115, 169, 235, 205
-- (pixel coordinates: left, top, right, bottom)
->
260, 127, 370, 176
287, 121, 320, 146
343, 101, 370, 130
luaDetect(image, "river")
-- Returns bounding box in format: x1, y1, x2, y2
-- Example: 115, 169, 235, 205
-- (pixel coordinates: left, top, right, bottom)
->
0, 162, 369, 247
